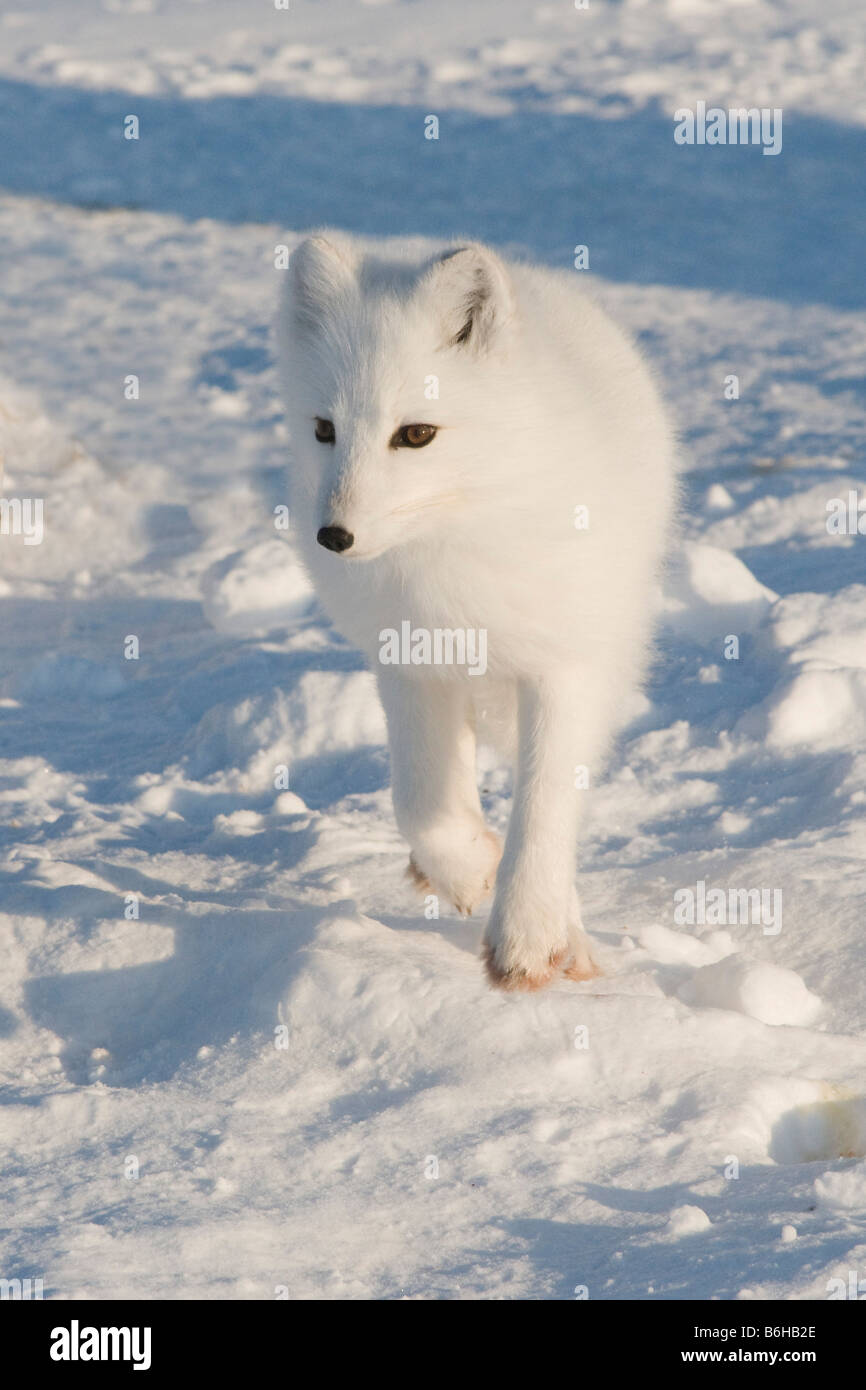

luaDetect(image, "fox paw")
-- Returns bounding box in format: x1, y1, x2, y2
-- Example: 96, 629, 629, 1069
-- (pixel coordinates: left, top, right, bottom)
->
406, 824, 502, 917
482, 896, 602, 992
562, 929, 602, 982
482, 941, 567, 992
563, 893, 602, 981
406, 855, 431, 893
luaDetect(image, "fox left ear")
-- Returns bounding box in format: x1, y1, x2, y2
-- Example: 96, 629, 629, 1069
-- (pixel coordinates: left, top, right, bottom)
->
426, 245, 514, 353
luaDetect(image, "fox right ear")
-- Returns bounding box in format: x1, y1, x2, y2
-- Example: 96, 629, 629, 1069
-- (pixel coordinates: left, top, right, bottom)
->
288, 236, 356, 333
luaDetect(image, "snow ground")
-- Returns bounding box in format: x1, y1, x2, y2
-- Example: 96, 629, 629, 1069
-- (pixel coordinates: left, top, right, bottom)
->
1, 0, 865, 1300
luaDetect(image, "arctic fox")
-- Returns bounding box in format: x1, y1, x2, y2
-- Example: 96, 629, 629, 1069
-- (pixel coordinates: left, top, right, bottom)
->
277, 233, 677, 991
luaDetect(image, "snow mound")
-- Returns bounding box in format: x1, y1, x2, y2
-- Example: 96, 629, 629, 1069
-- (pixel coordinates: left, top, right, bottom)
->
184, 670, 387, 781
815, 1161, 866, 1211
639, 923, 736, 968
705, 483, 735, 512
661, 542, 777, 644
201, 540, 314, 636
281, 910, 593, 1089
738, 587, 866, 750
667, 1205, 711, 1237
755, 668, 866, 751
678, 957, 821, 1027
768, 589, 866, 670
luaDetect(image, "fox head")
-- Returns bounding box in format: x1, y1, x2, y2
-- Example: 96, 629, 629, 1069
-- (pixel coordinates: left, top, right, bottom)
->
278, 234, 518, 562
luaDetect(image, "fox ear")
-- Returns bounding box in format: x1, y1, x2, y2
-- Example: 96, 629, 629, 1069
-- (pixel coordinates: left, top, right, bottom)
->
288, 235, 356, 333
427, 245, 514, 353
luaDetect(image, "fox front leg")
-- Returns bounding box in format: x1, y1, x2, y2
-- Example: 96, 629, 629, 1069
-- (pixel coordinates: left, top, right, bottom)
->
483, 670, 606, 990
376, 670, 502, 916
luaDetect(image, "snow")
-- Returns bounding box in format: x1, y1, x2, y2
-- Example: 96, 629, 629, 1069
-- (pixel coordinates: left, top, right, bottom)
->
201, 541, 314, 637
678, 957, 822, 1027
663, 541, 778, 642
1, 0, 866, 1302
815, 1162, 866, 1213
667, 1205, 712, 1237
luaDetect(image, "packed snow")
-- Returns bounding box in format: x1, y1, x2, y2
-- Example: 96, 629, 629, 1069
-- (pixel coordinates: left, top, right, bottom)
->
0, 0, 864, 1300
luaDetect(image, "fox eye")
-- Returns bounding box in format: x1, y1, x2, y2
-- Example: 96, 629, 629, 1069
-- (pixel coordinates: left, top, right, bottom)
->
391, 423, 437, 449
314, 417, 335, 444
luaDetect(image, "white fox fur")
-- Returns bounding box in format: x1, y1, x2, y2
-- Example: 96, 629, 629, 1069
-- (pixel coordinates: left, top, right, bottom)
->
277, 233, 677, 990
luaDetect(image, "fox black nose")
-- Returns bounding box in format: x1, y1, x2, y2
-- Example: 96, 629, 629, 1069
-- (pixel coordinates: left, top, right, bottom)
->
317, 525, 354, 554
